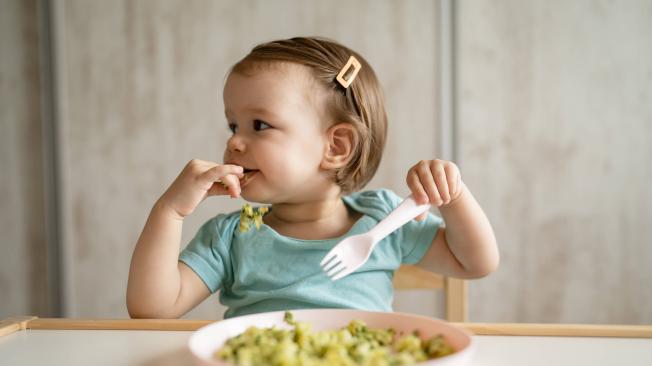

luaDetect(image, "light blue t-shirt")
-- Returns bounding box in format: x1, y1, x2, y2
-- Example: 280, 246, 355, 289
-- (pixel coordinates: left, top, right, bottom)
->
179, 189, 443, 319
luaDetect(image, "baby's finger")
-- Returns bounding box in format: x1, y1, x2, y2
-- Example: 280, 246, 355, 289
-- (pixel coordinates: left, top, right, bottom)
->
220, 174, 242, 198
445, 163, 459, 200
416, 164, 442, 206
432, 163, 450, 204
207, 181, 229, 197
200, 165, 243, 185
406, 171, 429, 205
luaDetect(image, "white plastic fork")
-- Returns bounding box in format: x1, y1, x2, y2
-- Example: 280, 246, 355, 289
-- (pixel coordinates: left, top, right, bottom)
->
320, 195, 431, 281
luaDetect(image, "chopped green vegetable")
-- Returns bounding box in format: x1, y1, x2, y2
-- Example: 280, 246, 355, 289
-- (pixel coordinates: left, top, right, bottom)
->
239, 203, 269, 232
215, 311, 454, 365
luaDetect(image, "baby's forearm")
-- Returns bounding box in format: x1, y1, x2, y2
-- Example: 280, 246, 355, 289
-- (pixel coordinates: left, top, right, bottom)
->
126, 200, 184, 318
439, 183, 499, 276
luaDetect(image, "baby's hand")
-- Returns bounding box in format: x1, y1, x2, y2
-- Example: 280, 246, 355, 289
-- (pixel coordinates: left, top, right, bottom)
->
406, 159, 463, 221
158, 159, 244, 219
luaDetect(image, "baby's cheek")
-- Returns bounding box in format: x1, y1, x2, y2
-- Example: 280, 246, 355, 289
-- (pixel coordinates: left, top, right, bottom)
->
265, 159, 293, 182
272, 159, 304, 186
270, 143, 321, 178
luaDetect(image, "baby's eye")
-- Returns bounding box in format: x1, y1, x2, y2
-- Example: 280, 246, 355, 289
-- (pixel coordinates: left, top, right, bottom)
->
253, 119, 271, 131
228, 123, 238, 133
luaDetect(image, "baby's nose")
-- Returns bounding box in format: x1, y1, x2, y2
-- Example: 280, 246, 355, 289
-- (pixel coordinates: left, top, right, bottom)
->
226, 134, 246, 153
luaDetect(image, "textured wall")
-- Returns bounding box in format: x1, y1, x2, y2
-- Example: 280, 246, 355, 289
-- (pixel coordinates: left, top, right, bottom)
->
52, 0, 441, 318
6, 0, 650, 324
0, 0, 48, 318
457, 0, 652, 324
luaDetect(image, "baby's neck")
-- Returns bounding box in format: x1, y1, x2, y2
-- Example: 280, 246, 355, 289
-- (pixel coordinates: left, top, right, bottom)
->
265, 195, 361, 240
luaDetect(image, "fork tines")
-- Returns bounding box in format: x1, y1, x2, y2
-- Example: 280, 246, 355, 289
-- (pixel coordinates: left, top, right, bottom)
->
320, 253, 349, 280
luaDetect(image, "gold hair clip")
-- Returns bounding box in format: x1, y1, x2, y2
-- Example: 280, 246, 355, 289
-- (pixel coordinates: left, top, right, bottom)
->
336, 55, 362, 89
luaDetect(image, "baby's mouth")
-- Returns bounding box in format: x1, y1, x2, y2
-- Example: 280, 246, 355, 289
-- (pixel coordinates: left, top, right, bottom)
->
240, 169, 259, 186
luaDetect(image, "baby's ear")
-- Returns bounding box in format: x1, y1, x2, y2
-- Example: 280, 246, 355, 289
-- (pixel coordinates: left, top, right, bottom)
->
321, 123, 356, 170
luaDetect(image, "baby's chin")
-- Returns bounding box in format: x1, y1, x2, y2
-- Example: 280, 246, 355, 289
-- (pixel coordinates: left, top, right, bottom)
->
239, 189, 274, 205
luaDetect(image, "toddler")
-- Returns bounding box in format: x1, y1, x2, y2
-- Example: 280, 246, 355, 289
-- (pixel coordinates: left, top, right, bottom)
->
126, 37, 499, 319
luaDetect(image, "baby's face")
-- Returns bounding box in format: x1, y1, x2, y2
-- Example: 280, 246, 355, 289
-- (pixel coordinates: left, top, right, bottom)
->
222, 63, 334, 203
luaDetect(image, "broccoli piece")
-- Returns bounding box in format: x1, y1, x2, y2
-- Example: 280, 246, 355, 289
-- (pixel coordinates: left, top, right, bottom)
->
239, 203, 269, 232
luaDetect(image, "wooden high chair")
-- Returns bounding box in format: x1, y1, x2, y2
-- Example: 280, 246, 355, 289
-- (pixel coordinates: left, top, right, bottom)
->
393, 265, 467, 322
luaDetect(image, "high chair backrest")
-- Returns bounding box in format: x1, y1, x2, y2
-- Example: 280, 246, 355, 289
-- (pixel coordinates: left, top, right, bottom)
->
393, 265, 467, 322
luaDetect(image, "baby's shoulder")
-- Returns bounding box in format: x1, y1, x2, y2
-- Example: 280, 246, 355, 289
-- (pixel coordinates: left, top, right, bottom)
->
344, 188, 402, 220
196, 209, 242, 241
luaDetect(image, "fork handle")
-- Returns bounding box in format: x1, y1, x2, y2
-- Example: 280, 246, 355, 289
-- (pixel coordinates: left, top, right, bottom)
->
369, 194, 431, 242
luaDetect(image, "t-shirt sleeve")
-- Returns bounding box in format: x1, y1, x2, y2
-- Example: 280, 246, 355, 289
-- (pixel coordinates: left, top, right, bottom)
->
178, 214, 235, 293
375, 189, 444, 265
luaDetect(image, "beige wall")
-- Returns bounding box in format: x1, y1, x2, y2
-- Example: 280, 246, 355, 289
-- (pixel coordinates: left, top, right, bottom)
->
2, 0, 650, 324
458, 0, 652, 324
0, 0, 49, 318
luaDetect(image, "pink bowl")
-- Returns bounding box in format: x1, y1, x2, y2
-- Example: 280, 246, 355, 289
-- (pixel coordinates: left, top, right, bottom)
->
188, 308, 475, 366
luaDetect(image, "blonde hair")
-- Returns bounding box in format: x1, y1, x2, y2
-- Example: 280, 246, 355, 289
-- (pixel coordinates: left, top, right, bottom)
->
230, 37, 388, 194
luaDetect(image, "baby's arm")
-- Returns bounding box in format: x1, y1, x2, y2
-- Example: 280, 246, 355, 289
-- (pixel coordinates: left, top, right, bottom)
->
406, 160, 499, 278
126, 160, 243, 318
